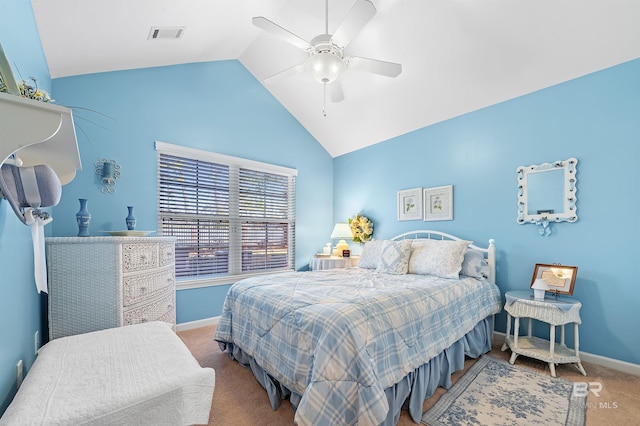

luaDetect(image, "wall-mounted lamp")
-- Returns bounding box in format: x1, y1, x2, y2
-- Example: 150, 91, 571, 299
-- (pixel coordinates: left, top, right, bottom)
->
95, 158, 120, 193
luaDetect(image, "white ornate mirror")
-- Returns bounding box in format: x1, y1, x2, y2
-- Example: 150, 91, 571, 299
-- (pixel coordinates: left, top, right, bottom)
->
517, 158, 578, 235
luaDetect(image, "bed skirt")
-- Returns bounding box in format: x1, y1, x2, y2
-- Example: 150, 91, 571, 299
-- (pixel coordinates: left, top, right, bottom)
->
219, 315, 494, 425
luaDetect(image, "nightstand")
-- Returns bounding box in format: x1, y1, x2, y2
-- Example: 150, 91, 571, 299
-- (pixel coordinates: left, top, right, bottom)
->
501, 290, 587, 377
309, 255, 359, 271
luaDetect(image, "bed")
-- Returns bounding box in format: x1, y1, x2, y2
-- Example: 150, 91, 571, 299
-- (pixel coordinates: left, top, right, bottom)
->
214, 230, 501, 425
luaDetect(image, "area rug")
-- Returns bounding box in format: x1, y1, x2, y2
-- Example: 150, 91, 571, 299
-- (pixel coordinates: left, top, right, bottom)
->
422, 356, 586, 426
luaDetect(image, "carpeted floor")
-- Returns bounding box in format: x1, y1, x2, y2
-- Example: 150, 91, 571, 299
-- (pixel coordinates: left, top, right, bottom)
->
178, 325, 639, 426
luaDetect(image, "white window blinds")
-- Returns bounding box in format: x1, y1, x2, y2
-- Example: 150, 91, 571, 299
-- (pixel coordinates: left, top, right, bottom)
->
155, 142, 296, 283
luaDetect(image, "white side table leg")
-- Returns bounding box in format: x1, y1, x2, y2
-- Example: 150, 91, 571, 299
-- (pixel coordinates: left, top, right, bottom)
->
509, 317, 520, 365
501, 313, 512, 351
549, 324, 556, 377
574, 322, 587, 376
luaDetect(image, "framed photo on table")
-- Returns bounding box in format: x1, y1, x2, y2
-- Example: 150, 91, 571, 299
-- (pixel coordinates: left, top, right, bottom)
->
423, 185, 453, 221
397, 188, 423, 221
530, 263, 578, 295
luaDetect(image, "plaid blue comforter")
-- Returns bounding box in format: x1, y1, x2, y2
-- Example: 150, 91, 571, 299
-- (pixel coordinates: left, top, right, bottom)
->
214, 268, 501, 426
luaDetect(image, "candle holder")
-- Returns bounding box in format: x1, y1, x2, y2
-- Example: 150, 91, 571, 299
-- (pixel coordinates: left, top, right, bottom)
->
95, 158, 120, 193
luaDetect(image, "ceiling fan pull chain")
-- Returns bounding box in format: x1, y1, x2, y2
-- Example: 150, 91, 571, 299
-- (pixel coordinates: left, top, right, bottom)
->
323, 85, 327, 117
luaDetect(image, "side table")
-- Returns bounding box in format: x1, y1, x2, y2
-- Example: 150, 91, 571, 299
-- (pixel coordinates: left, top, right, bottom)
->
501, 290, 587, 377
310, 255, 359, 271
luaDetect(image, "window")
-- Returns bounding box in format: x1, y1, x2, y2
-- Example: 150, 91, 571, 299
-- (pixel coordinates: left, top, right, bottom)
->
155, 142, 296, 288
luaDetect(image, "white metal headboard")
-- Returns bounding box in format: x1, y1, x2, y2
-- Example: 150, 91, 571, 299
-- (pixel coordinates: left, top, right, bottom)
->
391, 230, 496, 284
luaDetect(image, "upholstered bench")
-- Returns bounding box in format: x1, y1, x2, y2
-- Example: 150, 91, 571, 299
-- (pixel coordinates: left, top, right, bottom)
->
1, 321, 215, 425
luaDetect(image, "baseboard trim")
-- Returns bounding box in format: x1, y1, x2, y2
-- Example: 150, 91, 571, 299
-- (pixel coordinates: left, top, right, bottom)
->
493, 331, 640, 376
176, 316, 219, 332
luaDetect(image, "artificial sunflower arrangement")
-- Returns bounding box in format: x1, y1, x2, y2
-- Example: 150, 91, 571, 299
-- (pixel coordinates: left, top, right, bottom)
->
348, 213, 373, 243
19, 77, 54, 102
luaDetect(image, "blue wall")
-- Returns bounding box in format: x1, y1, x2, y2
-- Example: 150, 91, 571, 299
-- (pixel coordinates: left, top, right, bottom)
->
334, 59, 640, 365
50, 60, 334, 323
0, 0, 52, 414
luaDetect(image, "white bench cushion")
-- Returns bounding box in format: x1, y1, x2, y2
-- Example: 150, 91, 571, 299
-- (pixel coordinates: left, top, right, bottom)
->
1, 321, 215, 425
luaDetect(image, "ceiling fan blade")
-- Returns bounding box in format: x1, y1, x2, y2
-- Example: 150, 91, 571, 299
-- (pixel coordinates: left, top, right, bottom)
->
252, 17, 310, 50
327, 81, 345, 103
264, 62, 306, 83
347, 56, 402, 78
331, 0, 376, 48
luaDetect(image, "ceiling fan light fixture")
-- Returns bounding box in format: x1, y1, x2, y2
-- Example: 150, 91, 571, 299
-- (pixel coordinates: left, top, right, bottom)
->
306, 52, 346, 84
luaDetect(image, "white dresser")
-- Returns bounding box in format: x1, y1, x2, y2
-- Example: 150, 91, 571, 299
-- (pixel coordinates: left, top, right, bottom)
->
46, 236, 176, 339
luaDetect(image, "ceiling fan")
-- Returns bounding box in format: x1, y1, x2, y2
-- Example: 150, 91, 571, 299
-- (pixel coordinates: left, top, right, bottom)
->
253, 0, 402, 104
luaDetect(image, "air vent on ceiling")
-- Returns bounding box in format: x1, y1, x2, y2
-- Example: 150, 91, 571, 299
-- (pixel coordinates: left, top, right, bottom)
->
148, 26, 186, 40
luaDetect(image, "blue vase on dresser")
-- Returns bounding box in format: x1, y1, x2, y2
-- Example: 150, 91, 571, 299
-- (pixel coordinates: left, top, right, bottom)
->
76, 198, 91, 237
126, 206, 136, 230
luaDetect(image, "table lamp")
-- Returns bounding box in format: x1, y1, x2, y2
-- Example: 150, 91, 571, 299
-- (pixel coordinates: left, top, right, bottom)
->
330, 223, 353, 257
531, 278, 549, 300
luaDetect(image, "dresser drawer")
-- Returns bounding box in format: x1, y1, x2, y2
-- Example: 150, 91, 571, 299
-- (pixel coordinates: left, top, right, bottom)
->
122, 268, 174, 307
123, 292, 175, 326
122, 243, 159, 273
159, 242, 175, 267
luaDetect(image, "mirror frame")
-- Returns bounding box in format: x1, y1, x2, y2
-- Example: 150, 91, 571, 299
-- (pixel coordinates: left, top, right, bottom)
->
517, 158, 578, 226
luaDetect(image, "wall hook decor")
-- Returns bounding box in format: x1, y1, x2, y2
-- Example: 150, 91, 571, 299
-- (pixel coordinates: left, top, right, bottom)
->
95, 158, 120, 193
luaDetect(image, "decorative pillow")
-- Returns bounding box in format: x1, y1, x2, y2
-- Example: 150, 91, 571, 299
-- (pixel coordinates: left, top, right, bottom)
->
408, 240, 470, 279
358, 240, 385, 269
460, 249, 490, 279
375, 240, 412, 275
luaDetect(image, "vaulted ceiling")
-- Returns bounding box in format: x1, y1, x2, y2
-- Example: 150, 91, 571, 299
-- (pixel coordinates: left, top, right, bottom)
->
31, 0, 640, 157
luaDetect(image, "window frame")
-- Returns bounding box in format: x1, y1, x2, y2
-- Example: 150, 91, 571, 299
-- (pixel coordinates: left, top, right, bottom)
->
155, 141, 297, 290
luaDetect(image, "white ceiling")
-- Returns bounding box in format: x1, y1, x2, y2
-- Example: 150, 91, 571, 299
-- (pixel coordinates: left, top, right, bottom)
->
31, 0, 640, 157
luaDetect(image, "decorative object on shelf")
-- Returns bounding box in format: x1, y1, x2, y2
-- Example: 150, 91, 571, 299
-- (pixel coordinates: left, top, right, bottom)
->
95, 158, 120, 193
330, 223, 353, 257
423, 185, 453, 221
517, 158, 578, 236
76, 198, 91, 237
18, 77, 53, 103
530, 263, 578, 296
126, 206, 136, 230
531, 278, 549, 300
348, 213, 373, 243
397, 187, 423, 221
0, 43, 20, 95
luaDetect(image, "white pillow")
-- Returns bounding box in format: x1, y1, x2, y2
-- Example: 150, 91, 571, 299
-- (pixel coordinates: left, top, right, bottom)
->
375, 240, 412, 275
358, 240, 385, 269
408, 239, 470, 279
460, 249, 490, 279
